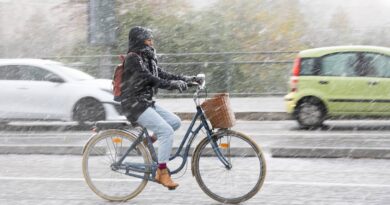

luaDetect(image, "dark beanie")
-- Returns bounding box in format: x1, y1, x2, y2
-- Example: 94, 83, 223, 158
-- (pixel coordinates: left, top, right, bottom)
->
128, 26, 153, 52
129, 26, 153, 42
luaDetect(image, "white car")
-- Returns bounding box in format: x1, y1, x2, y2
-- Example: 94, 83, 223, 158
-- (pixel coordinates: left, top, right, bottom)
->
0, 59, 125, 123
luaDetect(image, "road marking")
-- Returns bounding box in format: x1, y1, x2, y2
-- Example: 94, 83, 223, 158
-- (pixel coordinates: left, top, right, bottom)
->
0, 176, 139, 182
0, 176, 389, 188
244, 132, 390, 137
0, 132, 91, 135
266, 181, 390, 188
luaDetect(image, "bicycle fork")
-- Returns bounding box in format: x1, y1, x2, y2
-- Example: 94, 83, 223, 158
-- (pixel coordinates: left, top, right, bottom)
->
199, 110, 233, 170
209, 133, 233, 170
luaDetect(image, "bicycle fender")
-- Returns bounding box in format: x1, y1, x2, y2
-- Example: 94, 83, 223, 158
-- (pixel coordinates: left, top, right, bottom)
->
82, 133, 98, 155
191, 136, 207, 176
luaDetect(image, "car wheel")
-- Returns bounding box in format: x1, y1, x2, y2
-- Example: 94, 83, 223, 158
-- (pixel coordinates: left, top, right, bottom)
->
73, 98, 106, 124
295, 97, 326, 129
0, 121, 8, 129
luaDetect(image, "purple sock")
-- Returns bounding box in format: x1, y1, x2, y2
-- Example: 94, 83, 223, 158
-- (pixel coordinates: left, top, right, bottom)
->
158, 163, 167, 169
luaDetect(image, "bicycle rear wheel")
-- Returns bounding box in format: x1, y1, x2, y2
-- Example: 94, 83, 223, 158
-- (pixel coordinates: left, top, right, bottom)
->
192, 130, 266, 204
82, 129, 151, 201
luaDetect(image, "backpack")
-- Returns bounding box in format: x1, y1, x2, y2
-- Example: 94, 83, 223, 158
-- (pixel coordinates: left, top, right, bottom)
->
112, 54, 126, 102
112, 52, 140, 102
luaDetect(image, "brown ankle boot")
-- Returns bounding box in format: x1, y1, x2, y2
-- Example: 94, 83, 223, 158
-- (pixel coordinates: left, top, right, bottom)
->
155, 168, 179, 190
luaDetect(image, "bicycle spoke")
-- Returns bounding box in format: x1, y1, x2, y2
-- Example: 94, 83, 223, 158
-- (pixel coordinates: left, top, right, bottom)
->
89, 148, 112, 165
104, 137, 116, 163
193, 131, 266, 204
111, 136, 118, 163
82, 130, 150, 201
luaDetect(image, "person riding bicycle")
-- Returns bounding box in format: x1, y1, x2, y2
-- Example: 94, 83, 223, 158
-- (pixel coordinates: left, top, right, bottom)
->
120, 26, 200, 190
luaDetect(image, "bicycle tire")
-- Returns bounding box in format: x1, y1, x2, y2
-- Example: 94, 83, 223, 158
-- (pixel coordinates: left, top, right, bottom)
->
82, 129, 152, 201
191, 130, 266, 204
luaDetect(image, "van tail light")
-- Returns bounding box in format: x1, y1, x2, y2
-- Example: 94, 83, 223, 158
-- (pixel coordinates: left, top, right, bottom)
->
292, 57, 301, 76
290, 57, 301, 92
290, 76, 299, 92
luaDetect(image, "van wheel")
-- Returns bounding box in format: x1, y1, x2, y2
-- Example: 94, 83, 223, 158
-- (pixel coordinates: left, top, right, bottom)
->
73, 98, 106, 124
295, 97, 326, 129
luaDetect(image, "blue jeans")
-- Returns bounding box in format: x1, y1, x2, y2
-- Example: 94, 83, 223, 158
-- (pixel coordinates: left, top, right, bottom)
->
136, 104, 181, 163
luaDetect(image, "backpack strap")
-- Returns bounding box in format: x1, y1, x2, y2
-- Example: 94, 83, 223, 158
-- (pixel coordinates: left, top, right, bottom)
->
127, 52, 142, 63
127, 52, 141, 58
119, 52, 141, 66
119, 54, 125, 63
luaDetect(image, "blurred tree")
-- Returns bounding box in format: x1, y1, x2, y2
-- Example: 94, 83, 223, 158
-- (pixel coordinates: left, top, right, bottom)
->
328, 7, 352, 45
115, 0, 193, 53
188, 0, 306, 93
65, 0, 307, 93
11, 11, 57, 57
360, 27, 390, 47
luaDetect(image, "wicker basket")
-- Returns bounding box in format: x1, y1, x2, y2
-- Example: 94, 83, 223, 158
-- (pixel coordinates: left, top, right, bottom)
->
201, 93, 236, 128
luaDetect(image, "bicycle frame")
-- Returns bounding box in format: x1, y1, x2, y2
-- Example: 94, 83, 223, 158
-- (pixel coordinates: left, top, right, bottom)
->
113, 82, 232, 182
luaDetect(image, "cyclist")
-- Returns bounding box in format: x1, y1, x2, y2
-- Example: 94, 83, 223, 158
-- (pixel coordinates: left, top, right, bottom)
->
120, 26, 200, 190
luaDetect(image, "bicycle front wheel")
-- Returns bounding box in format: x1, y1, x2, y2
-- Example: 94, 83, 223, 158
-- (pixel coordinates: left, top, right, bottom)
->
82, 129, 152, 201
192, 130, 266, 204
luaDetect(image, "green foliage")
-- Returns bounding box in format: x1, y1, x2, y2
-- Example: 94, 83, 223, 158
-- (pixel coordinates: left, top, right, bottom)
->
68, 0, 306, 94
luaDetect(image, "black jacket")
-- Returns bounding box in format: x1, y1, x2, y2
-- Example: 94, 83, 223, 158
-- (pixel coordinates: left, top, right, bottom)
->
120, 48, 185, 122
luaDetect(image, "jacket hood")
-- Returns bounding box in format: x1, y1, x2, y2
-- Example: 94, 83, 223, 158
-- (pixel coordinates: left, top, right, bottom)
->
128, 26, 153, 52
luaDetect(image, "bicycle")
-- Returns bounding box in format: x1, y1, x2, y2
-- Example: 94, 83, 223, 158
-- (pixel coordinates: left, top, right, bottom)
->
82, 74, 267, 204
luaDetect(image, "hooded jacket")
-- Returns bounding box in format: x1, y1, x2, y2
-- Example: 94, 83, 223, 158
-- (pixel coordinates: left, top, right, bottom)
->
120, 26, 186, 122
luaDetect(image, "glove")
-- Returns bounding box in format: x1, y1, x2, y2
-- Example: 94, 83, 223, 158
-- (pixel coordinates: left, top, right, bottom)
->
183, 76, 204, 84
168, 80, 188, 92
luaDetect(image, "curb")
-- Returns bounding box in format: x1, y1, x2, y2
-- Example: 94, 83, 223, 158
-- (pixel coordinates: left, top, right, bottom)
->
0, 145, 83, 155
3, 145, 390, 159
270, 147, 390, 159
176, 112, 291, 121
0, 145, 261, 156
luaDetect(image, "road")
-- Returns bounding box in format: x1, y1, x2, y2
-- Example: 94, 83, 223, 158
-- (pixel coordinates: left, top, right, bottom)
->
1, 120, 390, 157
1, 120, 390, 204
1, 154, 390, 204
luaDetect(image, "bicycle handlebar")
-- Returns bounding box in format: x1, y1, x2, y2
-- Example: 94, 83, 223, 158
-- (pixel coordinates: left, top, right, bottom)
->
191, 73, 206, 106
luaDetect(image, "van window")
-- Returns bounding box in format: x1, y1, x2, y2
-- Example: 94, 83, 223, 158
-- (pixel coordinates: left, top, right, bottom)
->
321, 53, 357, 77
365, 53, 390, 78
299, 58, 317, 75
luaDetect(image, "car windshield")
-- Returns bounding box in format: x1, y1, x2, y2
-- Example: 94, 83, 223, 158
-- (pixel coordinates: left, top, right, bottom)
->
47, 63, 95, 81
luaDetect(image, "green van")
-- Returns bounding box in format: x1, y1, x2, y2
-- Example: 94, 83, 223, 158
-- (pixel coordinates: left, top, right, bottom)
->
285, 46, 390, 128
